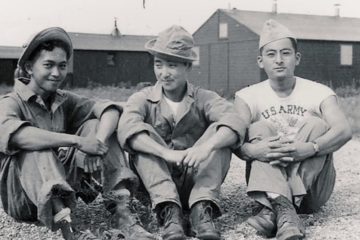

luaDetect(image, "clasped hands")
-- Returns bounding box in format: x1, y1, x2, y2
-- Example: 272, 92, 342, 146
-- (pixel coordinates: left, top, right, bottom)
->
71, 136, 109, 173
245, 135, 316, 167
161, 143, 214, 169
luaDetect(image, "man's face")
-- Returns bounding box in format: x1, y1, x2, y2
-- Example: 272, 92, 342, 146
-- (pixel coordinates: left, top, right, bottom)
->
154, 56, 190, 93
257, 38, 301, 81
26, 47, 68, 96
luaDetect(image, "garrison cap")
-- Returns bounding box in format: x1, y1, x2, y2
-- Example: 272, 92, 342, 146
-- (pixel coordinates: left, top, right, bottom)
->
259, 19, 297, 49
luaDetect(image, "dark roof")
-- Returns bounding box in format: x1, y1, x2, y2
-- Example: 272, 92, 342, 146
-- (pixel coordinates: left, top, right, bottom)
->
68, 32, 155, 51
0, 46, 22, 59
222, 9, 360, 42
0, 32, 156, 59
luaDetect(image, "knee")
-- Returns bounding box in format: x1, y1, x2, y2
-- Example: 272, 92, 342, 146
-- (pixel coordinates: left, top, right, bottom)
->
81, 119, 100, 130
19, 149, 55, 160
248, 121, 277, 141
302, 117, 328, 129
77, 119, 100, 137
298, 117, 329, 138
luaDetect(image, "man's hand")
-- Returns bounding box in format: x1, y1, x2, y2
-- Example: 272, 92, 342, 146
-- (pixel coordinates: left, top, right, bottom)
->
182, 143, 213, 169
244, 136, 294, 162
266, 141, 316, 163
83, 155, 103, 173
77, 136, 109, 156
161, 148, 188, 166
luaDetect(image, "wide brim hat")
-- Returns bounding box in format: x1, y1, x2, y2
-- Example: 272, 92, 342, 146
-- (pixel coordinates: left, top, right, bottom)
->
259, 19, 297, 49
18, 27, 73, 70
145, 25, 197, 62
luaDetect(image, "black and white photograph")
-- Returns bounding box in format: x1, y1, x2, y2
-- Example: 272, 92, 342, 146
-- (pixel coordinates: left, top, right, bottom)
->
0, 0, 359, 239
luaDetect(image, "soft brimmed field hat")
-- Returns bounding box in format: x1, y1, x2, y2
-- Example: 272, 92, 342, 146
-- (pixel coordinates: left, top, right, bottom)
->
145, 25, 197, 62
18, 27, 73, 70
259, 19, 297, 49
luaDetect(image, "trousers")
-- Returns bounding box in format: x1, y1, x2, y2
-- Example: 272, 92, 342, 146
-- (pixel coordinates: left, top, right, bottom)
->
131, 124, 231, 215
246, 117, 336, 213
0, 119, 138, 230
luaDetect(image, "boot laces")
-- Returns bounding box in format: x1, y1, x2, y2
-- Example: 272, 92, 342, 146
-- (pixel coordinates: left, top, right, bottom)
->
161, 205, 180, 226
274, 197, 299, 227
199, 204, 213, 224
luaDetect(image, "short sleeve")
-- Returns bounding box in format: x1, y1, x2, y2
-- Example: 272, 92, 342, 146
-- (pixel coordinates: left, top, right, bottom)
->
198, 89, 247, 147
235, 87, 257, 123
0, 96, 31, 155
64, 91, 123, 130
117, 91, 160, 151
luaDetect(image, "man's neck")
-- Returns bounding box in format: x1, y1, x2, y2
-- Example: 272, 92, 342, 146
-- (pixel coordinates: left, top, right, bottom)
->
269, 76, 296, 97
163, 85, 187, 102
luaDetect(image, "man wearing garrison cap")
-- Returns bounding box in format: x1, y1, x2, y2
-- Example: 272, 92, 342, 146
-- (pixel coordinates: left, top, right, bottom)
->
234, 19, 352, 240
118, 25, 246, 240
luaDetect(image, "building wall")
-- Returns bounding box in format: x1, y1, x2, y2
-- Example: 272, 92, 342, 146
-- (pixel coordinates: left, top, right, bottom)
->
191, 10, 261, 96
0, 59, 17, 85
72, 50, 156, 87
295, 40, 360, 89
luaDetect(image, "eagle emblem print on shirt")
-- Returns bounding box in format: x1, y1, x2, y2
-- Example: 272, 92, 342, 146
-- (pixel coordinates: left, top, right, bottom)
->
261, 104, 308, 140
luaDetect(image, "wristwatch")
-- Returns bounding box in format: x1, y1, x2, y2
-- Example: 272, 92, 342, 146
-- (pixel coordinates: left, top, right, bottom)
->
310, 141, 320, 155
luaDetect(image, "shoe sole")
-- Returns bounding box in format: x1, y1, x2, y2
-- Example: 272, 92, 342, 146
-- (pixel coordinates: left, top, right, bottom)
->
276, 226, 304, 240
246, 217, 276, 237
196, 232, 221, 240
163, 233, 186, 240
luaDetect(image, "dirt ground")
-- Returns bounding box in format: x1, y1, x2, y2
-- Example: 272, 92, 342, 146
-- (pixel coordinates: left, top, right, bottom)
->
0, 139, 359, 240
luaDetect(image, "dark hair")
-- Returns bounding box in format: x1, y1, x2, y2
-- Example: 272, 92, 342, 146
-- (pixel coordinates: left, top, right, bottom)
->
15, 40, 71, 79
28, 40, 71, 62
259, 38, 297, 55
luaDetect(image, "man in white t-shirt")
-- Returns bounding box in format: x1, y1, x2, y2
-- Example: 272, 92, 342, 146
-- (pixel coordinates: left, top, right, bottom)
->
234, 19, 352, 240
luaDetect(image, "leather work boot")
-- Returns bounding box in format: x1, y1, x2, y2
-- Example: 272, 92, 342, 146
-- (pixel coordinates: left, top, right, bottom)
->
270, 196, 305, 240
158, 203, 186, 240
58, 220, 101, 240
110, 204, 156, 240
104, 188, 155, 240
246, 206, 276, 237
190, 201, 220, 240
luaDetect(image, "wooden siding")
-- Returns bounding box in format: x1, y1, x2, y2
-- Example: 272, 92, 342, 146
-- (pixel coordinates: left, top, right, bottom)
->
191, 10, 261, 96
72, 50, 156, 87
228, 41, 260, 94
295, 40, 360, 88
0, 59, 17, 85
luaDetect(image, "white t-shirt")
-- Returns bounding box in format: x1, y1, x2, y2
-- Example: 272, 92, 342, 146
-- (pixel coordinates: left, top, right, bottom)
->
235, 77, 335, 139
163, 95, 184, 123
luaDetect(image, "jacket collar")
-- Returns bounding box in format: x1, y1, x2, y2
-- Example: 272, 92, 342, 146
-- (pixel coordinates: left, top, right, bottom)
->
14, 78, 67, 112
146, 81, 195, 102
14, 78, 66, 102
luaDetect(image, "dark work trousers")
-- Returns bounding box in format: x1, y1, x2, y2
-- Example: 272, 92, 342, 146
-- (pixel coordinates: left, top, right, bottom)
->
0, 119, 138, 230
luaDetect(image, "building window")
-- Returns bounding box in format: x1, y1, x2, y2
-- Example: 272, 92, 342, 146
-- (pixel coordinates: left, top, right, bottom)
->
219, 22, 228, 39
107, 52, 116, 66
340, 44, 353, 66
193, 46, 200, 66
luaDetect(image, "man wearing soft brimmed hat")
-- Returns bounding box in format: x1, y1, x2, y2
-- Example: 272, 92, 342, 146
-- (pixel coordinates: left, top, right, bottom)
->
234, 19, 351, 240
0, 27, 155, 240
118, 25, 246, 240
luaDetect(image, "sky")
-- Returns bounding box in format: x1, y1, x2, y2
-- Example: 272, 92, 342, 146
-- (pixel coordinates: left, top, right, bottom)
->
1, 0, 360, 46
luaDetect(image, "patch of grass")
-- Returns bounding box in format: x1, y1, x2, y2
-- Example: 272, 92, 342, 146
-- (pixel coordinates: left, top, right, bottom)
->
335, 86, 360, 98
0, 84, 13, 95
339, 96, 360, 134
71, 86, 136, 102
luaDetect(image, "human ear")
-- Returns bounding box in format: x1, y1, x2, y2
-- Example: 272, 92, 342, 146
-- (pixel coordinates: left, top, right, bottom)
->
257, 56, 264, 69
24, 62, 33, 76
295, 52, 301, 66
